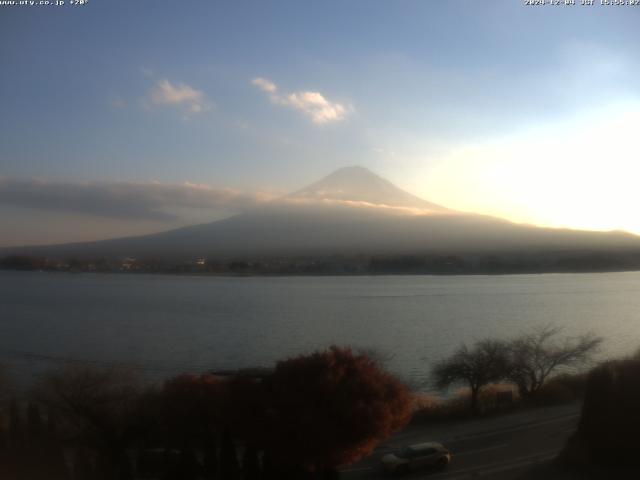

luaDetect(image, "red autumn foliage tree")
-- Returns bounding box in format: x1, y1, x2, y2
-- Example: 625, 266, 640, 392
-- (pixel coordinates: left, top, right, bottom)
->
263, 346, 413, 471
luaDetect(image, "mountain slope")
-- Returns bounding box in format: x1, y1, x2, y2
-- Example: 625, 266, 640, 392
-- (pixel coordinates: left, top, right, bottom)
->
2, 166, 640, 261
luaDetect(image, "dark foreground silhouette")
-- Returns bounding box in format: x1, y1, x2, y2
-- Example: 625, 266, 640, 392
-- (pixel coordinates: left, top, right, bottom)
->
0, 347, 412, 480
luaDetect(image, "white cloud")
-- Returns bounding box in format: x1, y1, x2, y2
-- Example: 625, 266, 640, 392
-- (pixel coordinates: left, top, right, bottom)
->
251, 77, 277, 93
277, 91, 349, 124
251, 77, 351, 124
149, 79, 210, 114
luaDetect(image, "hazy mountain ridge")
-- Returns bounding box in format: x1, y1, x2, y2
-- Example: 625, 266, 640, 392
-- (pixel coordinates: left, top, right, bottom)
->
288, 166, 450, 213
2, 167, 640, 262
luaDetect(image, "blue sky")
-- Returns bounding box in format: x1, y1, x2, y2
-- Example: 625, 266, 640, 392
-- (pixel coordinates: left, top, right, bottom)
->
1, 0, 640, 245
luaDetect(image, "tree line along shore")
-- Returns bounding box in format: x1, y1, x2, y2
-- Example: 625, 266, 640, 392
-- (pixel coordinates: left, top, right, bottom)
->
3, 251, 640, 276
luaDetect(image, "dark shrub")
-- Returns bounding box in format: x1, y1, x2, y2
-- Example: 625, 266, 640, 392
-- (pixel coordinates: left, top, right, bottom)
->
563, 359, 640, 468
532, 381, 575, 406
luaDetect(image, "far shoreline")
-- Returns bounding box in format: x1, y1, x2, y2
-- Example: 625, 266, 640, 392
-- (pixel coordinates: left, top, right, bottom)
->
2, 266, 640, 278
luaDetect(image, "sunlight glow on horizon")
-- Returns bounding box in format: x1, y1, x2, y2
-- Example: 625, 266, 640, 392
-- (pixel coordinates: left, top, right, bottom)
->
420, 102, 640, 236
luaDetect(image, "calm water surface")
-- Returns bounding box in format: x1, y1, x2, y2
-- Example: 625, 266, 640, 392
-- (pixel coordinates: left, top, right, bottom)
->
1, 271, 640, 389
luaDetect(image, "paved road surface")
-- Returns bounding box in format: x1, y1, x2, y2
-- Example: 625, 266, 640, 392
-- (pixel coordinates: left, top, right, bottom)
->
341, 404, 580, 480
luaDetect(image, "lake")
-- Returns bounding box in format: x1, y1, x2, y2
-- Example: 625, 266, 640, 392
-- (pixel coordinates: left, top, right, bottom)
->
1, 270, 639, 391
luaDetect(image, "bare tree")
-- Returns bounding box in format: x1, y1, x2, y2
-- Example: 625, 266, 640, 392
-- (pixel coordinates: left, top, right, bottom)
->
506, 325, 602, 398
432, 340, 509, 414
34, 365, 142, 480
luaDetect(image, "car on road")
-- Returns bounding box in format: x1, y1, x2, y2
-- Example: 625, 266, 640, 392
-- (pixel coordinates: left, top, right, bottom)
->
381, 442, 452, 475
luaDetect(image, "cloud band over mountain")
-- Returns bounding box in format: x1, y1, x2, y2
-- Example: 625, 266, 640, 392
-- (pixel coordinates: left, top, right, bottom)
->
0, 178, 274, 221
0, 170, 447, 225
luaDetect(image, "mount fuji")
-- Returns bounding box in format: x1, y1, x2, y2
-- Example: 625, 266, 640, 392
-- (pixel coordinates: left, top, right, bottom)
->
3, 166, 640, 263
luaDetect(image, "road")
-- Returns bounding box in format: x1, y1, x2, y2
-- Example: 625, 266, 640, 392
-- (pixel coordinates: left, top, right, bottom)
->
341, 404, 580, 480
